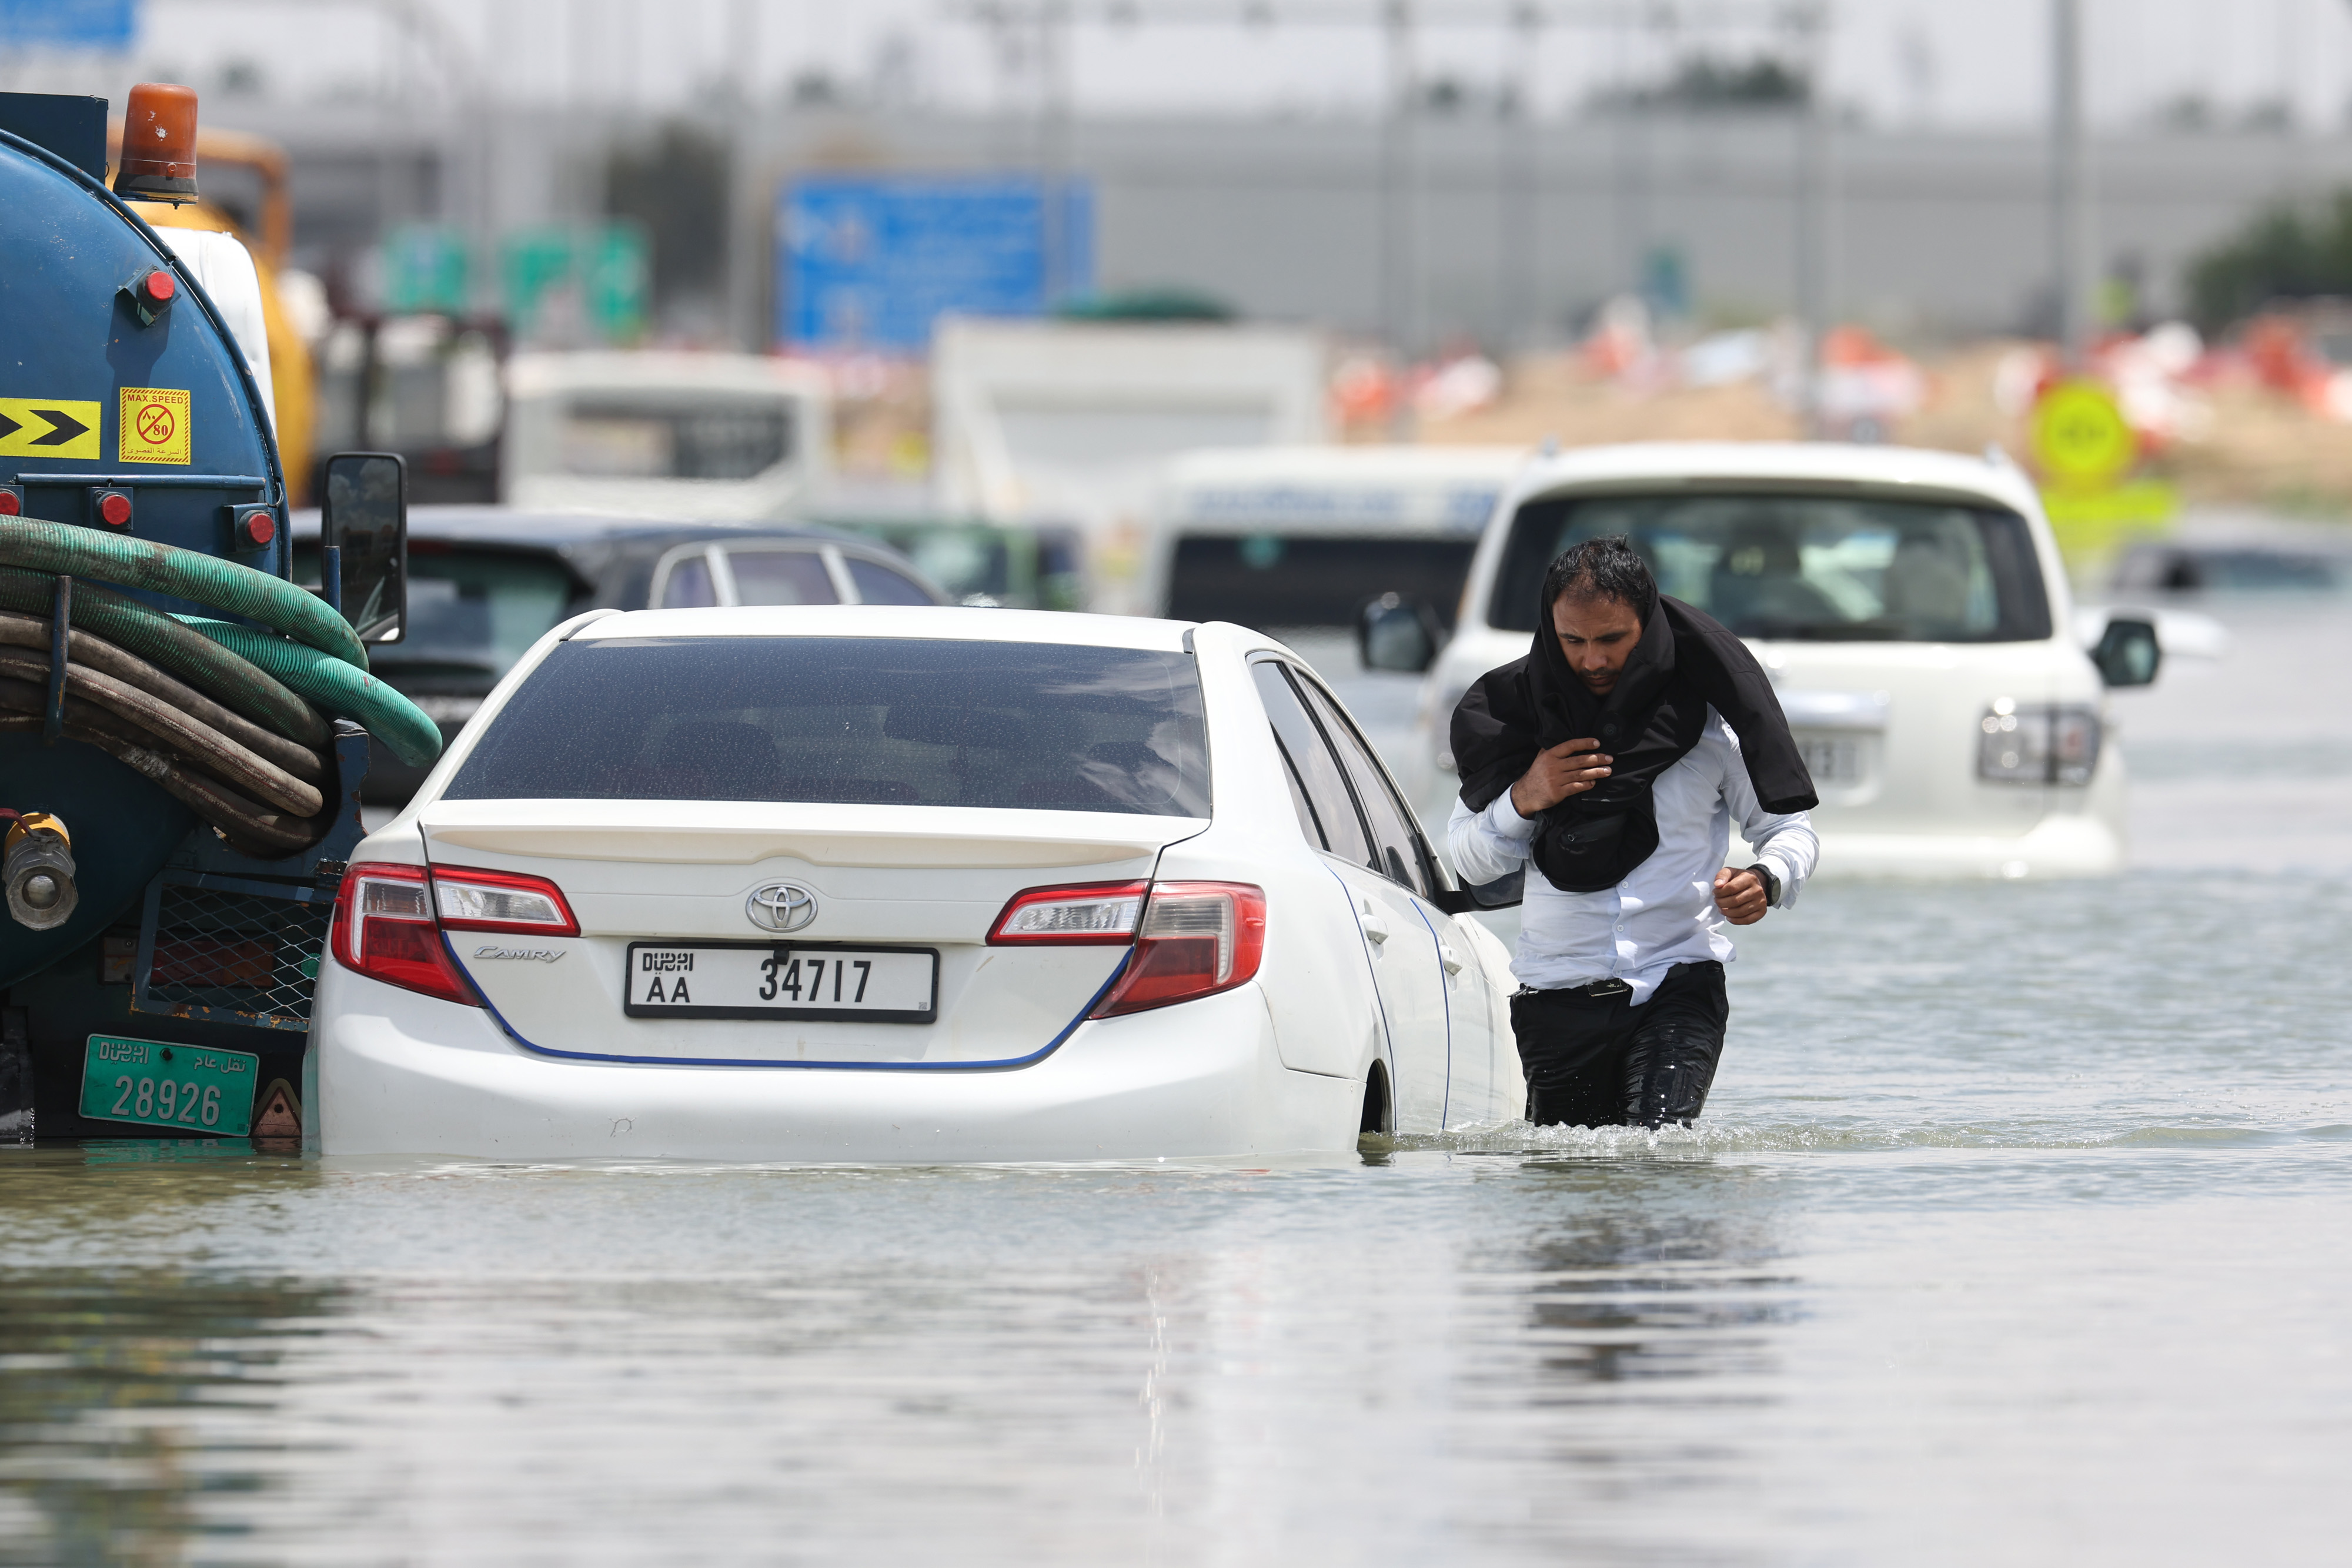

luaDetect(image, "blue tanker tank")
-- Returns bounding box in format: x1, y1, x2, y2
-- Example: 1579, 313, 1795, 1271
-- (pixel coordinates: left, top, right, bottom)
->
0, 85, 437, 1146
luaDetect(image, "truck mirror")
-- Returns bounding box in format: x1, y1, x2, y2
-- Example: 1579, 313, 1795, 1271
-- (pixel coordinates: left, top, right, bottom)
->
2091, 615, 2160, 687
321, 452, 406, 644
1358, 592, 1441, 674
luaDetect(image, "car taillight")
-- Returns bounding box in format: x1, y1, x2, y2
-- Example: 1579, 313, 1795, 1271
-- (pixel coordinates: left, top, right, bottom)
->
1977, 702, 2102, 786
432, 865, 579, 935
1091, 882, 1266, 1018
987, 881, 1148, 945
333, 864, 577, 999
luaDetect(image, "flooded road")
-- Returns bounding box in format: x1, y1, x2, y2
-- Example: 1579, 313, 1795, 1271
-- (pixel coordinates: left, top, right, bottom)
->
7, 587, 2352, 1564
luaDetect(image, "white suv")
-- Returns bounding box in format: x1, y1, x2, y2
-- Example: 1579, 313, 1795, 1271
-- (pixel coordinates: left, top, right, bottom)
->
1368, 442, 2160, 880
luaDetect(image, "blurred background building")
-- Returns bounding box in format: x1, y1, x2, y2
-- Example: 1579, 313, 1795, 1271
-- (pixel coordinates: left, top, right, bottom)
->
16, 0, 2352, 573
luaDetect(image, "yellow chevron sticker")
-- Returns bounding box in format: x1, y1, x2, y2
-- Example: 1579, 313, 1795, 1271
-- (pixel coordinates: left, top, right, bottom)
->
0, 397, 102, 460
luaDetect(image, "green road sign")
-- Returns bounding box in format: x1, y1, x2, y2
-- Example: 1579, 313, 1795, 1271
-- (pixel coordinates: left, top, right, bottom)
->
382, 224, 470, 315
500, 223, 648, 345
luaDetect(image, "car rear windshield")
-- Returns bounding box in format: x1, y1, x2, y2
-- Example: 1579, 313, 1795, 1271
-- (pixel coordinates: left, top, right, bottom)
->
1491, 492, 2053, 642
445, 637, 1212, 816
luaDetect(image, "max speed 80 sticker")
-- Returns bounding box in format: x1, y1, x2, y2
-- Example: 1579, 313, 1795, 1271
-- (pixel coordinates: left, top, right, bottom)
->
118, 386, 192, 464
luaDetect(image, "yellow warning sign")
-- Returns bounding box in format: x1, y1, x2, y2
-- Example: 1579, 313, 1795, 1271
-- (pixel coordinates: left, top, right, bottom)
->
0, 397, 101, 460
2029, 379, 2136, 491
118, 386, 192, 466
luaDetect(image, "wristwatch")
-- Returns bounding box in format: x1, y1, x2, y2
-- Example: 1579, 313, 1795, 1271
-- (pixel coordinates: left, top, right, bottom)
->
1743, 862, 1781, 907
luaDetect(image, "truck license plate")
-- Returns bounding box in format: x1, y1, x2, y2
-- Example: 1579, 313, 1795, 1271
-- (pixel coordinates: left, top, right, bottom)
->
624, 944, 940, 1024
79, 1034, 259, 1135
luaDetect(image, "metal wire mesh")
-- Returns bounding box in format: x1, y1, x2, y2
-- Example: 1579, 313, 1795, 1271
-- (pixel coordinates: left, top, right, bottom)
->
139, 880, 330, 1028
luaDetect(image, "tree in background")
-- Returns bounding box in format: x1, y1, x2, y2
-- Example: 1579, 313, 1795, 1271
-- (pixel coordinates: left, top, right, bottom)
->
2187, 192, 2352, 332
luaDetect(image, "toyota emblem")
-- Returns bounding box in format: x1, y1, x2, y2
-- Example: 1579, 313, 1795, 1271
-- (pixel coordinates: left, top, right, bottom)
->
745, 882, 818, 934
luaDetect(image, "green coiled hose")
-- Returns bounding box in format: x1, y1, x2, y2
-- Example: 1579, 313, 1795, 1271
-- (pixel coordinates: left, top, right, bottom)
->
0, 518, 368, 668
0, 517, 442, 774
0, 566, 328, 748
177, 617, 445, 770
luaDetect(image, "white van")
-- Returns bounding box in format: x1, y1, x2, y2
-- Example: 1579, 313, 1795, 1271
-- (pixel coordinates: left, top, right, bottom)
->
1144, 445, 1529, 628
1368, 442, 2161, 879
502, 352, 832, 520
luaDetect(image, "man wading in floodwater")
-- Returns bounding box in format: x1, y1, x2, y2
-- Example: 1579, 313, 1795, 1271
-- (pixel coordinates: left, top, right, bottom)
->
1445, 537, 1820, 1129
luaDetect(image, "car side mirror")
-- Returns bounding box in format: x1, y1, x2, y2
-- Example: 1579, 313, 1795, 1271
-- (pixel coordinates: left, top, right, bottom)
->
321, 452, 407, 644
1435, 867, 1524, 913
1359, 592, 1442, 674
2091, 615, 2160, 687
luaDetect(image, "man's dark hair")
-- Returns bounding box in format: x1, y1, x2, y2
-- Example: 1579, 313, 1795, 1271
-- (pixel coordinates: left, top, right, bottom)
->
1541, 536, 1658, 624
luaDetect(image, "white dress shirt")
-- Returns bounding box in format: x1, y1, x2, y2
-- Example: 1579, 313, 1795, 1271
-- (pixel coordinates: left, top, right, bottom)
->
1446, 708, 1820, 1004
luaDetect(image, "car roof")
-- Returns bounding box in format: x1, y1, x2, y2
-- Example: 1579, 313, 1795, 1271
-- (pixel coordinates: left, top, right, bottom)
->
288, 505, 866, 551
1508, 440, 2038, 514
573, 605, 1194, 652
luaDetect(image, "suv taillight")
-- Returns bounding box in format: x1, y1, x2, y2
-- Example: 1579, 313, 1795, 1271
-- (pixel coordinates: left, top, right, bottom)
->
1978, 703, 2101, 786
330, 862, 577, 1005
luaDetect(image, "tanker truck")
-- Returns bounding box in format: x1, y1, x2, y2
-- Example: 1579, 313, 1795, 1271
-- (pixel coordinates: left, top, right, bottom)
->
0, 85, 439, 1146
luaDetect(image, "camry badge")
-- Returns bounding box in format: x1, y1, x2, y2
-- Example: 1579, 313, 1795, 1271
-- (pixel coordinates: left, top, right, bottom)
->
746, 882, 818, 934
475, 945, 564, 964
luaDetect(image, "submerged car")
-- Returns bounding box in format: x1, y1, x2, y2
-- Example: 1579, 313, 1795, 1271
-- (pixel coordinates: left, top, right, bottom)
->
293, 507, 948, 804
1368, 442, 2162, 879
316, 607, 1521, 1160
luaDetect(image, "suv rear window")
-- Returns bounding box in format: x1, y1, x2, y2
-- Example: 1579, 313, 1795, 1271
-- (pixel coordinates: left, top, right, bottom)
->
445, 637, 1211, 816
1491, 492, 2052, 642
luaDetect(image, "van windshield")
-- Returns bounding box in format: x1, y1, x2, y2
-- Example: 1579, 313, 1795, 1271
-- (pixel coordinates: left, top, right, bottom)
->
445, 637, 1211, 816
1491, 492, 2052, 642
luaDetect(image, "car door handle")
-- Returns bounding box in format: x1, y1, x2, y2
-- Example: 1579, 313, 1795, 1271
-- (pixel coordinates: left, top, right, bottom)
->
1359, 902, 1390, 944
1440, 943, 1464, 975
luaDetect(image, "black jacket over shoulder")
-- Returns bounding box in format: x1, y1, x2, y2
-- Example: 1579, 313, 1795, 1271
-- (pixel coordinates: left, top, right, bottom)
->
1449, 596, 1816, 893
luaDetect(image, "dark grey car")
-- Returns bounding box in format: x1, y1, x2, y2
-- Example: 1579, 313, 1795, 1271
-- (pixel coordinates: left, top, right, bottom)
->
293, 507, 948, 805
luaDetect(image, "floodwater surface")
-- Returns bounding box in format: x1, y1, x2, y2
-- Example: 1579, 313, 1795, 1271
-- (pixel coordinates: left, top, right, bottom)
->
5, 589, 2351, 1564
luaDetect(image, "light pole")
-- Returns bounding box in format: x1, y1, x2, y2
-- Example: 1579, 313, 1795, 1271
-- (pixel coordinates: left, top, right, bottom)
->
2050, 0, 2091, 366
1381, 0, 1419, 366
1791, 0, 1830, 434
1498, 1, 1541, 351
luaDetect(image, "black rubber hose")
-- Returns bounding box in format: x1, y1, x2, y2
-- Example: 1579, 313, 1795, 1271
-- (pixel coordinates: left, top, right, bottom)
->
0, 567, 329, 749
0, 693, 323, 855
0, 610, 324, 785
0, 648, 323, 816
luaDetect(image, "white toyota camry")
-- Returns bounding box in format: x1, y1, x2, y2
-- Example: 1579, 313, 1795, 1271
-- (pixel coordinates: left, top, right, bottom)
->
316, 607, 1523, 1160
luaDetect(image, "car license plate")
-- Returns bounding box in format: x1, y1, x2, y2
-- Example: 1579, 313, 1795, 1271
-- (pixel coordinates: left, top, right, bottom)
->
79, 1034, 259, 1135
624, 943, 940, 1024
1796, 733, 1867, 786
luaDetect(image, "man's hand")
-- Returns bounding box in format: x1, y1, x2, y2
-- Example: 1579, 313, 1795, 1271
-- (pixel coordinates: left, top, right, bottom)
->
1509, 738, 1612, 817
1713, 867, 1769, 925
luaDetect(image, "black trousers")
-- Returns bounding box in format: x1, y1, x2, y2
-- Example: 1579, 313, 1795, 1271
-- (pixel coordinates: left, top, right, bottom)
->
1508, 961, 1730, 1129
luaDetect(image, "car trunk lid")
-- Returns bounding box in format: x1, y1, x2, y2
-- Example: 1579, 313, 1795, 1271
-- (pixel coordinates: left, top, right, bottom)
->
417, 800, 1205, 1067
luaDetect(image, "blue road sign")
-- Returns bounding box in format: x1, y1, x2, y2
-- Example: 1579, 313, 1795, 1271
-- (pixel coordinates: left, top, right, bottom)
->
780, 174, 1094, 351
0, 0, 137, 49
